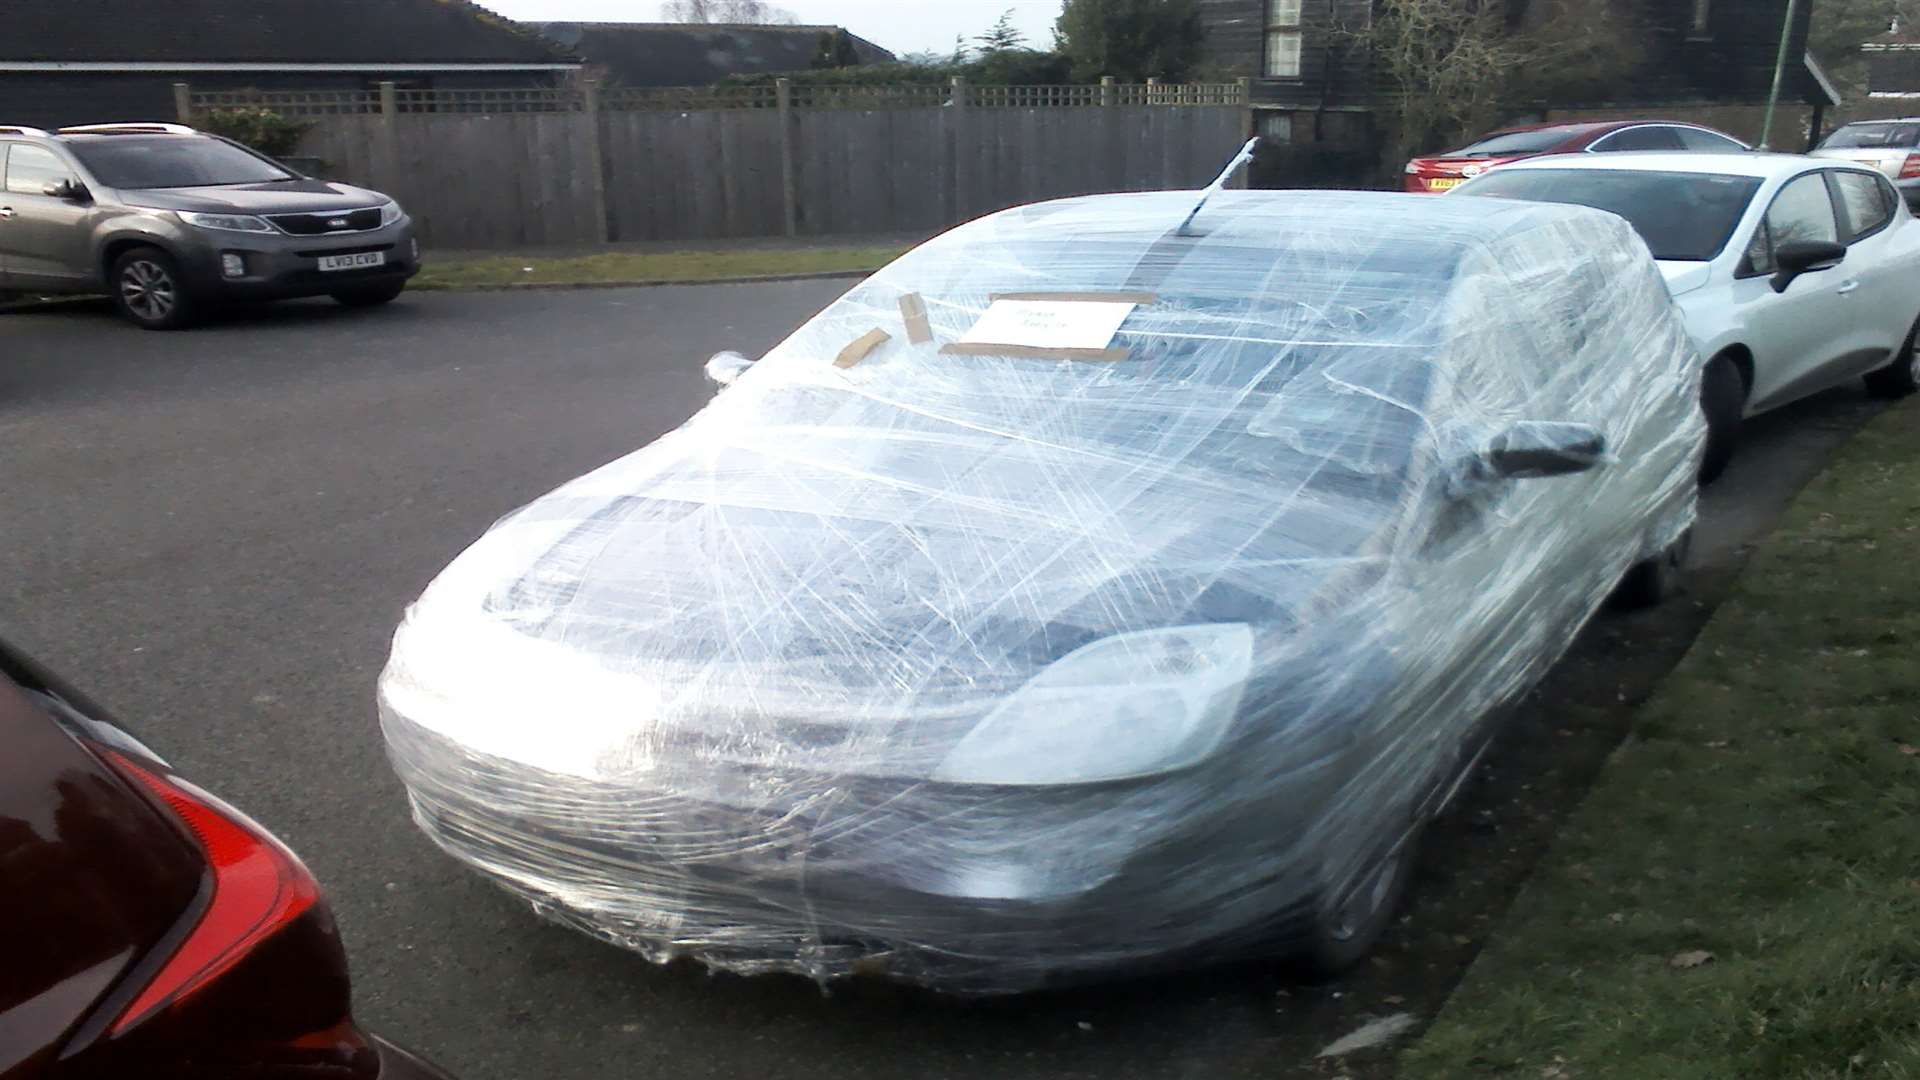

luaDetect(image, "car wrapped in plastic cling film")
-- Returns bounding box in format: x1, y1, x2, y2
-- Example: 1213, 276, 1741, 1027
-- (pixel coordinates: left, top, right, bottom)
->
379, 188, 1706, 993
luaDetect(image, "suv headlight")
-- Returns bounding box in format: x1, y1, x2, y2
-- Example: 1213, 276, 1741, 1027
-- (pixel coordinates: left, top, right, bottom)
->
932, 624, 1253, 786
379, 200, 404, 227
176, 210, 275, 233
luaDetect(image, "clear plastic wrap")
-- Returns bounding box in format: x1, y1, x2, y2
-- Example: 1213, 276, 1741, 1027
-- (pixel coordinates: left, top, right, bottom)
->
379, 190, 1705, 992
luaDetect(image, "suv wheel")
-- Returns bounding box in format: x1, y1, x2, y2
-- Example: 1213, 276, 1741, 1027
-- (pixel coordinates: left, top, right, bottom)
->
330, 281, 406, 308
111, 247, 195, 330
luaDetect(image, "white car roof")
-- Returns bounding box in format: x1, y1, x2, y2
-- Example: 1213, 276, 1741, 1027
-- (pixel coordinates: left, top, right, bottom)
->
1485, 151, 1859, 180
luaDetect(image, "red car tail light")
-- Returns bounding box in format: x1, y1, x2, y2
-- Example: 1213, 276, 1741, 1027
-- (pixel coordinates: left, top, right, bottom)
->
96, 749, 321, 1035
1900, 154, 1920, 180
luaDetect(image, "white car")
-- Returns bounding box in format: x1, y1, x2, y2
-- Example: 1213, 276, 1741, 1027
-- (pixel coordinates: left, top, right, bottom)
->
1810, 118, 1920, 211
1456, 152, 1920, 481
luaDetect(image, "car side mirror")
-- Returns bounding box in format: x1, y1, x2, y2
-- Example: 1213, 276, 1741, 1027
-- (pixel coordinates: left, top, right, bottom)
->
44, 179, 90, 202
704, 351, 754, 387
1770, 240, 1845, 293
1483, 421, 1607, 479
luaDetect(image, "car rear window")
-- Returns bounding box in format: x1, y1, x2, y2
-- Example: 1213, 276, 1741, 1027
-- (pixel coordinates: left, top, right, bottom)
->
1457, 169, 1762, 262
1820, 123, 1920, 150
1445, 128, 1583, 157
67, 136, 293, 189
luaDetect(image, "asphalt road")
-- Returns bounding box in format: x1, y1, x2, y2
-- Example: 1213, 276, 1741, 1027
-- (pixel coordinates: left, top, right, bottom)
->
0, 287, 1886, 1080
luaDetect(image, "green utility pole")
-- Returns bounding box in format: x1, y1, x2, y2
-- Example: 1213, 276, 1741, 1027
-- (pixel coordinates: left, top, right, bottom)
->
1759, 0, 1805, 150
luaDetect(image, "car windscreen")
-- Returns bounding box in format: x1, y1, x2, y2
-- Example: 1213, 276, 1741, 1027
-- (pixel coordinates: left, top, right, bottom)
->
1457, 169, 1761, 261
1445, 128, 1582, 157
747, 223, 1457, 500
1820, 123, 1920, 150
67, 137, 294, 188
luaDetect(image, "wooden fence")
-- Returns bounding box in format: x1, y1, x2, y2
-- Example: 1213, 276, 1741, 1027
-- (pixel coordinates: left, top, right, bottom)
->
184, 80, 1253, 250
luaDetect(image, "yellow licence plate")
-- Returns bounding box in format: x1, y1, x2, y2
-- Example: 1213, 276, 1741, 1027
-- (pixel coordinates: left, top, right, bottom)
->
1427, 178, 1465, 192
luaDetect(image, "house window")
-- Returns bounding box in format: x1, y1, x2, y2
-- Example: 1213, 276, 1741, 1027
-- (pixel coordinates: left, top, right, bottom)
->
1692, 0, 1711, 35
1259, 111, 1294, 143
1266, 0, 1304, 79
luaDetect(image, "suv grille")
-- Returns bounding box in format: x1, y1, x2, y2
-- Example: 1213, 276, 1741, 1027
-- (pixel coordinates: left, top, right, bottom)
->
267, 208, 382, 235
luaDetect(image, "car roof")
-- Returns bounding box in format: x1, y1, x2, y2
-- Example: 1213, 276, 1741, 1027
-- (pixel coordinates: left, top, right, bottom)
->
1482, 151, 1854, 180
1479, 121, 1613, 137
977, 188, 1640, 259
1834, 117, 1920, 125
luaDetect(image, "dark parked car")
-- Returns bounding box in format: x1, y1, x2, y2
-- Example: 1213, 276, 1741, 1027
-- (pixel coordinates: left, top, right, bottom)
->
0, 123, 418, 329
1404, 119, 1749, 193
0, 635, 452, 1078
379, 190, 1705, 992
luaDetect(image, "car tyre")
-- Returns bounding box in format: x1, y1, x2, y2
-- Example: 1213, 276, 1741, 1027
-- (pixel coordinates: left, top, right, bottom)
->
110, 247, 196, 330
1298, 827, 1420, 977
1698, 355, 1745, 485
1611, 527, 1691, 611
1864, 316, 1920, 399
330, 281, 407, 308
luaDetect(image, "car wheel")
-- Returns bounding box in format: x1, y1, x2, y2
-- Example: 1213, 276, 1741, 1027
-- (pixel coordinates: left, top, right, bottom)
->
1698, 355, 1746, 486
1611, 527, 1691, 611
330, 281, 406, 307
1299, 828, 1419, 977
1864, 315, 1920, 399
111, 247, 195, 330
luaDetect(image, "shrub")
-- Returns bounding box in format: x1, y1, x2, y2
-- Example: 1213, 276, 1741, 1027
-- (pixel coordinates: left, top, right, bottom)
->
197, 107, 312, 159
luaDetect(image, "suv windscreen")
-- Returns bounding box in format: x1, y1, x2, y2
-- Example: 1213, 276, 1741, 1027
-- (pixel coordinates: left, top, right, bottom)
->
1458, 169, 1761, 261
1820, 123, 1920, 150
1444, 128, 1583, 157
66, 136, 294, 188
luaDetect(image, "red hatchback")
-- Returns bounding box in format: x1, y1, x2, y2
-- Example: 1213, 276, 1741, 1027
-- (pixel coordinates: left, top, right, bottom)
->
1403, 120, 1749, 193
0, 637, 453, 1080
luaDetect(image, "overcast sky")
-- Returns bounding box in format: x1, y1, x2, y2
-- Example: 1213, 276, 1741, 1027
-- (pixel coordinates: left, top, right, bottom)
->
479, 0, 1065, 57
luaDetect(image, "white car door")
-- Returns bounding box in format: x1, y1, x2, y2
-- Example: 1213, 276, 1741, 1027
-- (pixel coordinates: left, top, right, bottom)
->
1731, 170, 1856, 413
1831, 169, 1918, 364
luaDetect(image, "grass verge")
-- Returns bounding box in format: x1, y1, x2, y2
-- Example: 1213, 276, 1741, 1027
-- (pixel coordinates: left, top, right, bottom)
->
411, 246, 908, 290
1402, 398, 1920, 1079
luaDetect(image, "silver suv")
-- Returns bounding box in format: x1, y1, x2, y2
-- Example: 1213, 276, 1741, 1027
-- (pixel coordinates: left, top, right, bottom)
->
0, 122, 418, 329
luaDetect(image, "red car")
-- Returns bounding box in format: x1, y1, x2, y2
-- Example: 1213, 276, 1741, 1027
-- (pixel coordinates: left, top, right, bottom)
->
0, 637, 452, 1080
1403, 120, 1749, 193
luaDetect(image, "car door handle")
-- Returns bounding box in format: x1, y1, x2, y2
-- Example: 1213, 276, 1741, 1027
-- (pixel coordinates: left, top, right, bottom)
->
1838, 280, 1861, 295
0, 207, 13, 220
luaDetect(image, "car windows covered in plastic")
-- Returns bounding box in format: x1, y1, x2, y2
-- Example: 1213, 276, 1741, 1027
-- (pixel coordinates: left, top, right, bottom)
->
380, 190, 1706, 993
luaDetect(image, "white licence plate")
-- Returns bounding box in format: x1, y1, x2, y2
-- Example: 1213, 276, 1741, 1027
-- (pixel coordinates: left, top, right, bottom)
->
317, 251, 386, 272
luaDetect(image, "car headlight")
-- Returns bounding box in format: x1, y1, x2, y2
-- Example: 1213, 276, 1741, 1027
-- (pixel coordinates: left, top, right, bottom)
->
176, 210, 275, 233
932, 623, 1253, 786
379, 200, 404, 227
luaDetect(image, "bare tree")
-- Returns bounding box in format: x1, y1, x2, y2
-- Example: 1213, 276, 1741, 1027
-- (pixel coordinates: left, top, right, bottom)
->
659, 0, 799, 25
1352, 0, 1639, 161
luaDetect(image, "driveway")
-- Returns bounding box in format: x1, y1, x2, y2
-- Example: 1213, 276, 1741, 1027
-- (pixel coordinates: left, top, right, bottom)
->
0, 287, 1886, 1080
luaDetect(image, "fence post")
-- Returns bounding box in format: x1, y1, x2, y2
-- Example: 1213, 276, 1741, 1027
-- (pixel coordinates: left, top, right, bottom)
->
777, 77, 798, 237
950, 76, 970, 220
376, 81, 400, 200
173, 82, 193, 124
1100, 76, 1116, 107
1238, 77, 1255, 141
581, 79, 612, 243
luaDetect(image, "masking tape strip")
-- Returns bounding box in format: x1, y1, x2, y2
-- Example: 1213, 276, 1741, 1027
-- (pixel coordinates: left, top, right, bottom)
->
898, 293, 933, 344
834, 328, 891, 369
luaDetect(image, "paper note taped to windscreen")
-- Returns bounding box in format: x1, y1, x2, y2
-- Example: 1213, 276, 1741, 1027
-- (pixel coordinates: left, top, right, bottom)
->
956, 299, 1137, 353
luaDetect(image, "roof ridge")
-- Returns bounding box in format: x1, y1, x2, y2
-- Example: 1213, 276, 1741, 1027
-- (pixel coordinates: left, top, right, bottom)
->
540, 21, 850, 31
